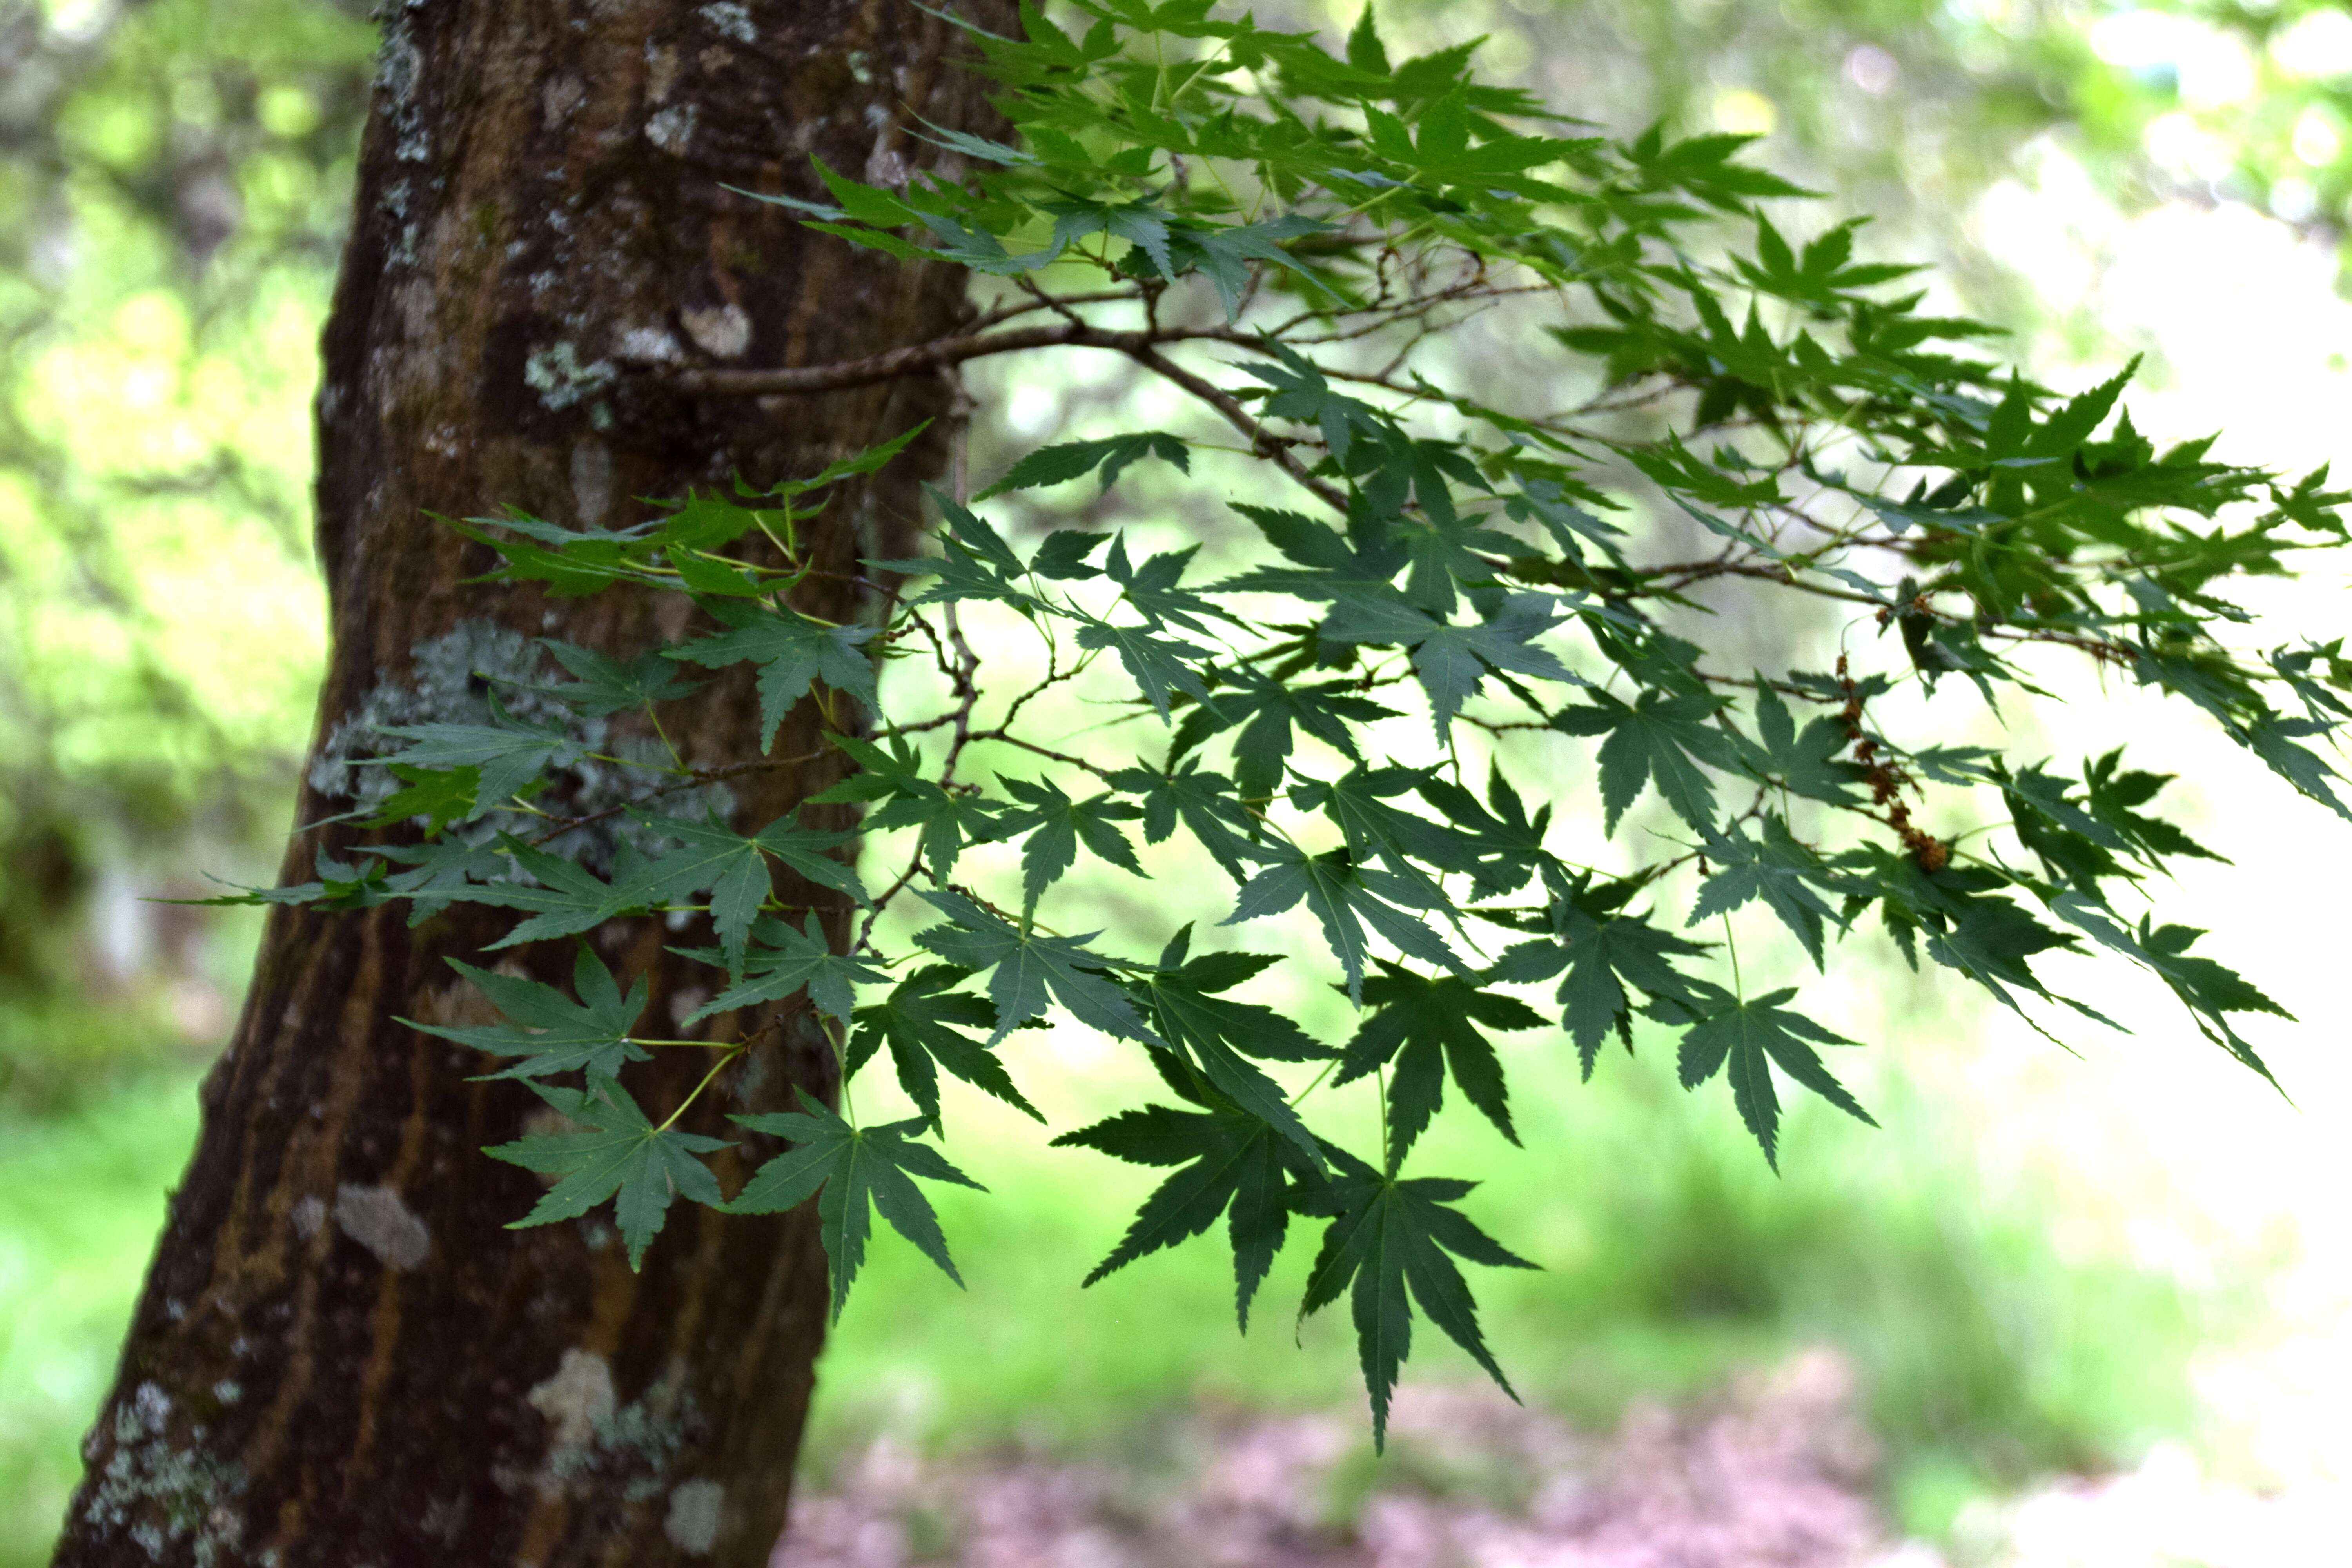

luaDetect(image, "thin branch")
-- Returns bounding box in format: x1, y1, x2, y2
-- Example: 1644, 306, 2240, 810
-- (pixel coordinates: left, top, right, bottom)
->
1119, 341, 1350, 514
675, 321, 1253, 398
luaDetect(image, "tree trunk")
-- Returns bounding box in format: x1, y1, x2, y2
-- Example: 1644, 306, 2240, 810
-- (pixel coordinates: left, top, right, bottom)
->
53, 2, 999, 1562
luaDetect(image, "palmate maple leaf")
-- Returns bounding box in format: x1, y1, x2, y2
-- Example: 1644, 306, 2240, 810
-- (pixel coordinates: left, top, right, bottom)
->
846, 965, 1041, 1130
1124, 926, 1334, 1158
485, 1074, 729, 1269
727, 1091, 984, 1322
1552, 689, 1740, 832
1335, 964, 1544, 1169
1672, 987, 1877, 1171
666, 601, 880, 747
405, 947, 651, 1082
1053, 1100, 1318, 1332
1297, 1148, 1538, 1450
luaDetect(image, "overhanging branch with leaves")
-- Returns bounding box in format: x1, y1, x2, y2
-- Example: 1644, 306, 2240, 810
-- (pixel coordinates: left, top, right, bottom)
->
222, 0, 2349, 1448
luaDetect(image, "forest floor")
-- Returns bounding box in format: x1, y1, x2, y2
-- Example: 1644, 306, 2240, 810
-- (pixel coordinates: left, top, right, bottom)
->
772, 1349, 2339, 1568
778, 1350, 1909, 1568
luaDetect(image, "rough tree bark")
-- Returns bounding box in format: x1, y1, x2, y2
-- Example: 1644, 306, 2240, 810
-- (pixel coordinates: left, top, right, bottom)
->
53, 2, 1002, 1563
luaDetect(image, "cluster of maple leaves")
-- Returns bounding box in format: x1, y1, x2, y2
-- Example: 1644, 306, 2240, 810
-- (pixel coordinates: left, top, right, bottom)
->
232, 1, 2348, 1443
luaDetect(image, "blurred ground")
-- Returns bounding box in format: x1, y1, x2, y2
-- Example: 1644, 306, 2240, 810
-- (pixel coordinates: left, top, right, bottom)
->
779, 1361, 2352, 1568
779, 1357, 1891, 1568
780, 1370, 2352, 1568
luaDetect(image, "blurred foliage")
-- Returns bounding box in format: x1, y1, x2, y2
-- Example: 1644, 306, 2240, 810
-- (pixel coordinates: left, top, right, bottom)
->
2062, 1, 2352, 237
0, 1069, 202, 1562
1386, 0, 2352, 305
0, 0, 365, 1055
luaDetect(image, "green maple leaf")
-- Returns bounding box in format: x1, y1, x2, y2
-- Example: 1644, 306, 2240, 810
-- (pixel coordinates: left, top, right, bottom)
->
1335, 963, 1543, 1168
1396, 509, 1515, 617
1673, 988, 1877, 1171
1073, 614, 1215, 723
1240, 346, 1390, 463
727, 1090, 984, 1321
912, 888, 1163, 1047
2239, 715, 2352, 823
1155, 215, 1335, 321
361, 764, 480, 833
623, 812, 865, 978
370, 694, 579, 818
1223, 845, 1461, 1005
2049, 894, 2290, 1080
1127, 926, 1332, 1158
405, 947, 651, 1081
666, 601, 879, 747
1171, 669, 1393, 801
1111, 762, 1261, 881
2004, 763, 2138, 885
476, 838, 651, 949
811, 733, 1005, 880
869, 531, 1040, 612
1739, 679, 1861, 804
1296, 1149, 1537, 1450
1414, 765, 1556, 898
1345, 4, 1389, 71
1212, 502, 1405, 603
678, 912, 885, 1028
1496, 885, 1711, 1074
975, 430, 1189, 501
536, 639, 705, 715
441, 510, 660, 597
991, 775, 1145, 910
1054, 1100, 1317, 1330
641, 492, 775, 561
1688, 815, 1844, 969
1029, 528, 1113, 580
1102, 535, 1241, 636
2081, 750, 2225, 866
1923, 893, 2080, 1013
1365, 87, 1590, 187
1553, 689, 1739, 832
846, 964, 1042, 1129
1291, 766, 1481, 892
485, 1074, 730, 1269
364, 838, 513, 921
867, 487, 1038, 613
1042, 196, 1178, 282
1320, 591, 1580, 737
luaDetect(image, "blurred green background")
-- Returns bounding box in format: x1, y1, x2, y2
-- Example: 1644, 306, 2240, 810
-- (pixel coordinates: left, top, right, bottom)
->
5, 0, 2350, 1560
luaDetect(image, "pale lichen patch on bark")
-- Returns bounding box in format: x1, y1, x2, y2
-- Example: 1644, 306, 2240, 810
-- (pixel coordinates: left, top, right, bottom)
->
334, 1183, 432, 1271
570, 436, 615, 528
303, 619, 736, 869
81, 1382, 250, 1566
680, 301, 751, 358
616, 324, 684, 365
543, 74, 587, 128
664, 1479, 725, 1553
524, 1351, 703, 1512
528, 1349, 617, 1452
523, 342, 619, 414
645, 41, 682, 102
698, 2, 754, 42
645, 103, 698, 153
